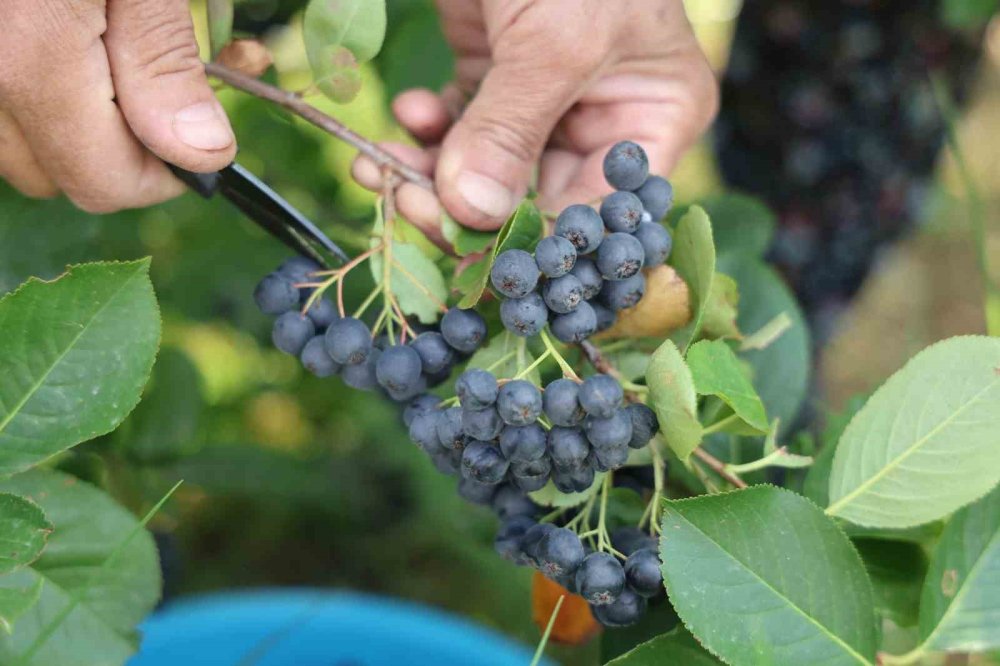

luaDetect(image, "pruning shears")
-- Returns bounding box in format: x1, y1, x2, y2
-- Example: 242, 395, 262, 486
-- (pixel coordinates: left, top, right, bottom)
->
167, 162, 349, 269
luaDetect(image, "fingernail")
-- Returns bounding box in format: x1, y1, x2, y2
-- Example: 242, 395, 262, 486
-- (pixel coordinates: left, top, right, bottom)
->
456, 171, 514, 219
172, 102, 234, 151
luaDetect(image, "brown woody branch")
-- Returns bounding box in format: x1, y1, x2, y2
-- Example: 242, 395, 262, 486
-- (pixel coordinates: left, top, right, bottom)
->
204, 61, 434, 191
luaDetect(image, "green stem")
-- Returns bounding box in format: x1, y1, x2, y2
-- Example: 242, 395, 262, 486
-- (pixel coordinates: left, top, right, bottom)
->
539, 506, 569, 524
702, 413, 741, 436
352, 283, 382, 319
879, 647, 924, 666
529, 595, 565, 666
620, 381, 649, 394
597, 473, 612, 551
515, 349, 552, 380
539, 329, 581, 381
649, 440, 665, 535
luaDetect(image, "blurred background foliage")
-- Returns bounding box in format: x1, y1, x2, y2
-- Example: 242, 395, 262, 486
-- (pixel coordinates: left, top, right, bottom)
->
0, 0, 998, 663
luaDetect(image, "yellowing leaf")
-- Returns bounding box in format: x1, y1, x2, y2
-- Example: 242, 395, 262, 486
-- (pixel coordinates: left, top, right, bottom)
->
595, 265, 690, 340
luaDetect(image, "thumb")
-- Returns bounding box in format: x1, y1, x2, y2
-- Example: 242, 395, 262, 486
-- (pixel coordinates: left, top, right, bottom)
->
105, 0, 237, 172
436, 52, 598, 230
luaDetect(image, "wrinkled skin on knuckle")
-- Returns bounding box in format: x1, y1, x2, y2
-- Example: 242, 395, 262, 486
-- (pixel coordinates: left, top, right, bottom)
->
0, 0, 105, 99
466, 110, 544, 164
124, 1, 202, 79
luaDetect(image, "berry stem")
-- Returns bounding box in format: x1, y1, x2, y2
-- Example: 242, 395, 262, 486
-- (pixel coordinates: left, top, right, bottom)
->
649, 441, 665, 535
529, 594, 565, 666
302, 243, 384, 317
539, 329, 581, 381
578, 337, 749, 490
371, 307, 390, 339
539, 506, 569, 524
597, 473, 612, 551
513, 349, 552, 380
352, 284, 382, 319
204, 62, 434, 191
516, 336, 528, 374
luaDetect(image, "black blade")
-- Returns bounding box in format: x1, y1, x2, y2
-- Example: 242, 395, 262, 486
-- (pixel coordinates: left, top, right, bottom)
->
218, 164, 349, 265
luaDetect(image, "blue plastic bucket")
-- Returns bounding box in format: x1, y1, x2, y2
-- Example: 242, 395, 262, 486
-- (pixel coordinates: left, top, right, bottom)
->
129, 589, 542, 666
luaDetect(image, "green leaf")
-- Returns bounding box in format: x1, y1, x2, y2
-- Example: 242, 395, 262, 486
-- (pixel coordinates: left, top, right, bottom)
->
0, 260, 161, 477
916, 484, 1000, 653
669, 206, 714, 350
660, 486, 878, 666
452, 257, 490, 303
699, 272, 740, 340
0, 469, 161, 665
439, 214, 493, 256
687, 339, 768, 433
826, 336, 1000, 528
374, 1, 453, 101
670, 194, 776, 260
606, 351, 652, 383
646, 340, 701, 462
453, 227, 495, 257
119, 347, 203, 465
600, 602, 681, 662
0, 574, 42, 634
206, 0, 233, 58
606, 628, 721, 665
721, 258, 810, 435
303, 0, 387, 103
457, 199, 544, 308
854, 539, 927, 627
0, 494, 51, 575
371, 244, 448, 324
940, 0, 999, 29
465, 332, 540, 386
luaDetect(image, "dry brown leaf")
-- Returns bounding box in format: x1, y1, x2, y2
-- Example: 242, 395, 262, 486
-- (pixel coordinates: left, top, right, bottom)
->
595, 264, 691, 340
531, 571, 601, 645
215, 39, 274, 78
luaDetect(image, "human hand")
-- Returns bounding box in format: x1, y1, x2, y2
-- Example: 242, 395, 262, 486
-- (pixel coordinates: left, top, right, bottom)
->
352, 0, 718, 245
0, 0, 236, 212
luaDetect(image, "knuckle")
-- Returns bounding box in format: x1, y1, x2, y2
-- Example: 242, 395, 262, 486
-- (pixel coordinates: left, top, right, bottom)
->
67, 186, 127, 214
130, 6, 202, 79
469, 114, 541, 164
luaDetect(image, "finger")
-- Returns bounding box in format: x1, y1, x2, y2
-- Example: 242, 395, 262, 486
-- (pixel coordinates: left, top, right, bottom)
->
0, 2, 184, 212
0, 109, 58, 198
105, 0, 236, 172
557, 67, 718, 171
392, 89, 452, 145
349, 142, 445, 249
434, 9, 610, 231
396, 182, 447, 250
351, 142, 435, 191
540, 149, 609, 212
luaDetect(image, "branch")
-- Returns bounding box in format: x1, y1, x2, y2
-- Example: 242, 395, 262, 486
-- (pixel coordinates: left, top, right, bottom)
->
579, 340, 620, 378
579, 339, 748, 490
693, 447, 749, 490
204, 61, 434, 191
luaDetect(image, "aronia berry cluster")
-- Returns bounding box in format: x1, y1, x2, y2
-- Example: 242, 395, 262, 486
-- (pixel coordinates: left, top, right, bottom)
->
251, 141, 676, 627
